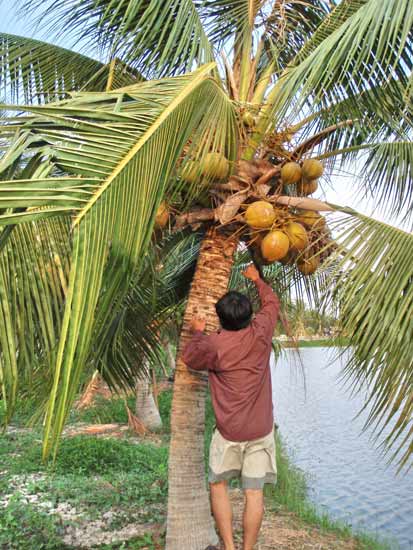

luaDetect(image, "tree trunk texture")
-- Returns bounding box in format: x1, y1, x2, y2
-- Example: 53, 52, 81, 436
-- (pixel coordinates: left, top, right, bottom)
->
166, 227, 238, 550
135, 377, 162, 431
75, 371, 112, 409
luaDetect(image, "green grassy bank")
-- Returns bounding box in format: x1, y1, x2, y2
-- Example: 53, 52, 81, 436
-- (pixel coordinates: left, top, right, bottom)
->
280, 337, 350, 348
0, 391, 393, 549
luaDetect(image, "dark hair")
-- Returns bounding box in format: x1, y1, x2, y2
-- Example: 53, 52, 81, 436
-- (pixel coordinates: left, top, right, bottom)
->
215, 291, 253, 331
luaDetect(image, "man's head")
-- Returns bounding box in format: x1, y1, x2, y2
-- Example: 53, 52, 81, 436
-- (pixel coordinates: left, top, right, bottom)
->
215, 291, 253, 331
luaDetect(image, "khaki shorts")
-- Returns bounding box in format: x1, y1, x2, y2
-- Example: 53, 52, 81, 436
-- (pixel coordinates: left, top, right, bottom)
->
209, 428, 277, 490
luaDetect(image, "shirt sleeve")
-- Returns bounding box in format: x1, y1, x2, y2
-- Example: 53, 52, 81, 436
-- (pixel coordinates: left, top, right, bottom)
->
253, 278, 280, 337
182, 330, 217, 371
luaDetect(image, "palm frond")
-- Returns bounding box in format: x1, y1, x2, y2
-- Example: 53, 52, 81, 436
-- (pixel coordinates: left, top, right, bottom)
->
0, 217, 71, 423
0, 65, 237, 458
19, 0, 214, 78
265, 0, 413, 126
318, 141, 413, 226
325, 210, 413, 471
255, 0, 333, 79
0, 33, 141, 103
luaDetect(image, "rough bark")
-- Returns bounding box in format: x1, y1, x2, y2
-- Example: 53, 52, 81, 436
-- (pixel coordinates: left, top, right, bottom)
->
166, 227, 238, 550
135, 377, 162, 431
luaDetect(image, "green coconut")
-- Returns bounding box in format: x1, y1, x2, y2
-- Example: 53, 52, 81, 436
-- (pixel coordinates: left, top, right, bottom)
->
181, 160, 200, 184
201, 152, 230, 180
302, 159, 324, 180
298, 179, 318, 196
284, 222, 308, 251
281, 162, 302, 185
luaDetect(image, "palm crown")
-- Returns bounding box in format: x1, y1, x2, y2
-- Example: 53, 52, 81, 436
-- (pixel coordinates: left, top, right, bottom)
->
0, 0, 412, 479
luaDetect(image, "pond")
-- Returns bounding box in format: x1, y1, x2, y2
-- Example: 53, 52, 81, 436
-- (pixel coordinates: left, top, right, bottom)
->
271, 347, 413, 550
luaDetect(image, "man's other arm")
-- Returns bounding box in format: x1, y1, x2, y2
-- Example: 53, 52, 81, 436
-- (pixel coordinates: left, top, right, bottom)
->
182, 320, 217, 371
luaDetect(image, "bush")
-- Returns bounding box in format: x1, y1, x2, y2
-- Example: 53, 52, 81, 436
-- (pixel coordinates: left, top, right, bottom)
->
52, 436, 167, 476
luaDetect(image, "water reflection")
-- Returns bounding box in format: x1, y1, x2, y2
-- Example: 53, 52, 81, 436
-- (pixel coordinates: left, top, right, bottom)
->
271, 347, 413, 550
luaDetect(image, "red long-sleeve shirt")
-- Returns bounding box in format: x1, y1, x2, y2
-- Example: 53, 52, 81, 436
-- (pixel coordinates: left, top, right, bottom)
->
182, 279, 279, 442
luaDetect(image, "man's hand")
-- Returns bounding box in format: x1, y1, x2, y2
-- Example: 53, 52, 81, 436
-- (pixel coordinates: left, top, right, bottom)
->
190, 316, 206, 333
242, 264, 260, 282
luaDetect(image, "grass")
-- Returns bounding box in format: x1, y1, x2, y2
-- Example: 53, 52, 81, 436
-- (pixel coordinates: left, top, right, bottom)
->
0, 389, 394, 550
281, 337, 350, 348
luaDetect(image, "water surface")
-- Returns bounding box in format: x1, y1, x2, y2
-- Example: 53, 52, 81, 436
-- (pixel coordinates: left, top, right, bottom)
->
271, 347, 413, 549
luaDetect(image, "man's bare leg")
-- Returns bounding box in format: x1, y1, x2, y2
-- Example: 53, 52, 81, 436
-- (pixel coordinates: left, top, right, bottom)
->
243, 489, 264, 550
210, 481, 236, 550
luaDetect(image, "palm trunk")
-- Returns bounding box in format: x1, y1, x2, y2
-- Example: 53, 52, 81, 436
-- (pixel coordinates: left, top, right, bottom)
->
166, 227, 238, 550
135, 376, 162, 431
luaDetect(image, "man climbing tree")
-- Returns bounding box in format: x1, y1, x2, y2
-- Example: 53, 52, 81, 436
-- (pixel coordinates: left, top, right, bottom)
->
183, 264, 279, 550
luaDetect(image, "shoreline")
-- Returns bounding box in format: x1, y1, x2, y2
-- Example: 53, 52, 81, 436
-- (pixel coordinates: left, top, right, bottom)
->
279, 337, 350, 348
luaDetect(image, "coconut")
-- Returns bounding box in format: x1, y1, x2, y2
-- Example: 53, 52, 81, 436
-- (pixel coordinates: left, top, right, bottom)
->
245, 201, 276, 229
201, 152, 230, 180
298, 179, 318, 196
242, 111, 255, 128
281, 162, 302, 185
297, 255, 320, 275
181, 160, 200, 183
155, 202, 169, 228
302, 159, 324, 180
284, 222, 308, 251
261, 230, 290, 261
295, 210, 325, 229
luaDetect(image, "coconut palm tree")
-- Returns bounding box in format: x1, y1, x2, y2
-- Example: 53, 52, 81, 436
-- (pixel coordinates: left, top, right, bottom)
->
0, 1, 412, 549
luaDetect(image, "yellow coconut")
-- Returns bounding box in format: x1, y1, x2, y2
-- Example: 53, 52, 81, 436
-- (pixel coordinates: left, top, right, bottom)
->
297, 255, 320, 275
155, 202, 169, 228
295, 210, 325, 229
261, 230, 290, 262
245, 201, 276, 229
284, 222, 308, 251
281, 162, 302, 185
242, 111, 255, 128
201, 152, 230, 180
302, 159, 324, 180
181, 160, 200, 183
298, 179, 318, 196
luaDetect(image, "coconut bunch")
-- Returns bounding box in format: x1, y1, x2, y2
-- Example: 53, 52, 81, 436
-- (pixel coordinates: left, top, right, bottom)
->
280, 158, 324, 196
180, 151, 230, 184
244, 200, 334, 276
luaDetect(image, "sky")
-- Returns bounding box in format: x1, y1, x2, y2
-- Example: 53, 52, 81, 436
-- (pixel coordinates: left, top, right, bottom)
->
0, 1, 409, 233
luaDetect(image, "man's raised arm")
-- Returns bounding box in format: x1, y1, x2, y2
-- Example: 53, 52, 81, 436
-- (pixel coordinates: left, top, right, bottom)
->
242, 264, 280, 334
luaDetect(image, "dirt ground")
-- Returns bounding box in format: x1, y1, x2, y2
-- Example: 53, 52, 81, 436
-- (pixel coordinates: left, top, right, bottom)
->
226, 488, 356, 550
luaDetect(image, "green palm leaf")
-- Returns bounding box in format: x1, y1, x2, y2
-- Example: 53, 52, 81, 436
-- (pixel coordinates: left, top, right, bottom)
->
0, 33, 142, 103
326, 210, 413, 470
0, 217, 70, 422
20, 0, 214, 78
0, 64, 237, 457
266, 0, 413, 124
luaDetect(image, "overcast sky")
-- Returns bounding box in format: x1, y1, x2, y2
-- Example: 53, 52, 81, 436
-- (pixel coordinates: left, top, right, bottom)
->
0, 1, 408, 232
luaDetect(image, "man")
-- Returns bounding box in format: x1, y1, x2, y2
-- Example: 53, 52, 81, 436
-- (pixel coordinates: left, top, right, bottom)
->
182, 264, 280, 550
